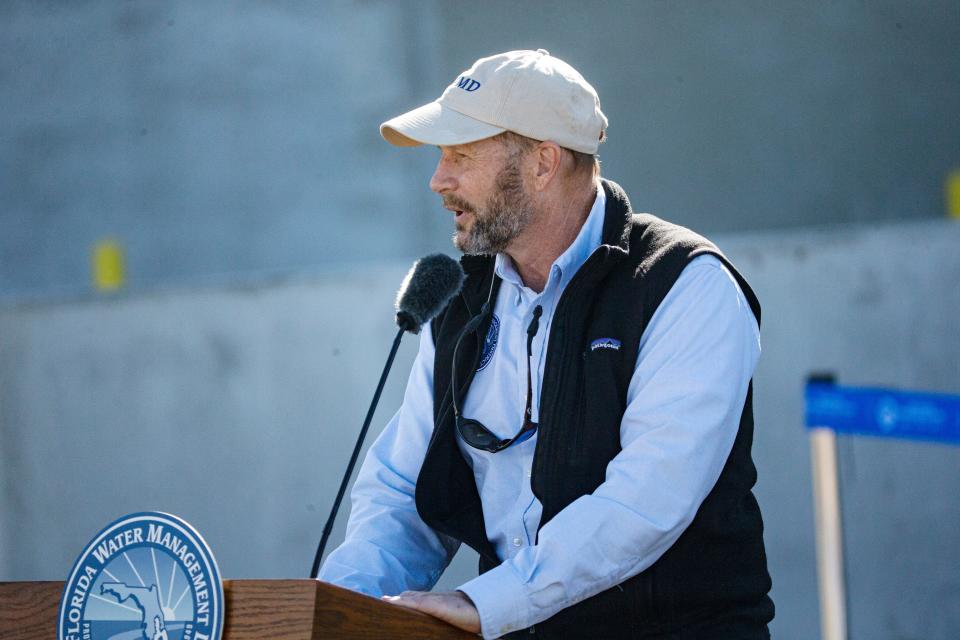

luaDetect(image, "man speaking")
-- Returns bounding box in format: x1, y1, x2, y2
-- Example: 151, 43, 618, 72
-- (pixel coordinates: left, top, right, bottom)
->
319, 49, 774, 639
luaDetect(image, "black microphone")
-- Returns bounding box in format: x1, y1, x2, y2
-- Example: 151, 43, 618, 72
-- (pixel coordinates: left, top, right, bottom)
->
395, 253, 466, 334
310, 254, 465, 579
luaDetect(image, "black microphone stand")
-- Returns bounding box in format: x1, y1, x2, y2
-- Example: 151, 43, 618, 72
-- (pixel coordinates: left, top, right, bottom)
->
310, 326, 405, 579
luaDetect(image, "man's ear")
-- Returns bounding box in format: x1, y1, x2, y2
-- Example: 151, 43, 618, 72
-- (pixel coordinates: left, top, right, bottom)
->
532, 141, 563, 191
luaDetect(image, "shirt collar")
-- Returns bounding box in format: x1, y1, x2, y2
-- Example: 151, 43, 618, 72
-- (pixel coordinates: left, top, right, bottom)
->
494, 181, 606, 292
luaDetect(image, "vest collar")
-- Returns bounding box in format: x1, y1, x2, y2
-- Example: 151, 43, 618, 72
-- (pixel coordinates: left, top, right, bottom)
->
599, 178, 634, 254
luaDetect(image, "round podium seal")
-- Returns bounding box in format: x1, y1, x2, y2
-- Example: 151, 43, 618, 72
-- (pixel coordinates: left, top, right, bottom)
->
57, 512, 224, 640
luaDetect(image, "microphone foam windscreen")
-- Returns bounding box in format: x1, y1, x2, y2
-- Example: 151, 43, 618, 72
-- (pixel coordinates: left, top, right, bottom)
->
395, 254, 466, 334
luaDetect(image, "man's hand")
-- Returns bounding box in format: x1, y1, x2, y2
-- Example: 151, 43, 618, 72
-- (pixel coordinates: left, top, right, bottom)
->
382, 590, 481, 634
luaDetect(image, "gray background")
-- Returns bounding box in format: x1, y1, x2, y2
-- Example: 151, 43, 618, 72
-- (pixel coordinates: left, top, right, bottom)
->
1, 2, 959, 639
2, 0, 957, 298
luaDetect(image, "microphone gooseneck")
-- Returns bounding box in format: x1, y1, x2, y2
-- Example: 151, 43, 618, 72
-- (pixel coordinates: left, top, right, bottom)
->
311, 326, 404, 579
310, 254, 465, 579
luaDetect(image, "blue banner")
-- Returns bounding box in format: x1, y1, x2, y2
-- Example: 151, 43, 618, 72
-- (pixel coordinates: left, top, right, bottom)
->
805, 382, 960, 445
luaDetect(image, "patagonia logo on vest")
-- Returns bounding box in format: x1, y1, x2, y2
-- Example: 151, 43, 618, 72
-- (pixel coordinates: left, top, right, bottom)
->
455, 76, 482, 92
590, 337, 621, 352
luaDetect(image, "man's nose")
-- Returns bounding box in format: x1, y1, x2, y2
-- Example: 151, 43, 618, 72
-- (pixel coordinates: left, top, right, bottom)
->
429, 158, 457, 194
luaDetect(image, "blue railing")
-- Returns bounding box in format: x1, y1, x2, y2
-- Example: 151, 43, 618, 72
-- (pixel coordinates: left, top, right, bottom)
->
805, 380, 960, 445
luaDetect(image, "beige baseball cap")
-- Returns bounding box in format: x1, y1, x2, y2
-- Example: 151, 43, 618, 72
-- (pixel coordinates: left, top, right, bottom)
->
380, 49, 608, 154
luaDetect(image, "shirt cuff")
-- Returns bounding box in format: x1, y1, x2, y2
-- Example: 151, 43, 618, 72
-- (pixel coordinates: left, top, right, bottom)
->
458, 563, 531, 639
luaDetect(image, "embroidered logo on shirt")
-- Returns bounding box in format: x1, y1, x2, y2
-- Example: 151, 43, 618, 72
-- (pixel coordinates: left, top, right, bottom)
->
477, 314, 500, 371
590, 337, 621, 352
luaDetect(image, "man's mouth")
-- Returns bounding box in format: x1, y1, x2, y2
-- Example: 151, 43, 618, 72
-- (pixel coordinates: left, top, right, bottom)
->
443, 197, 473, 220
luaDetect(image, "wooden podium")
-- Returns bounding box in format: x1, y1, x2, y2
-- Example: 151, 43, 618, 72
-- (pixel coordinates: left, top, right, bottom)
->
0, 579, 476, 639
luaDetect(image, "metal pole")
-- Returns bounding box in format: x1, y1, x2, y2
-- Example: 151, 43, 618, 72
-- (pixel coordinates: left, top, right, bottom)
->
809, 426, 848, 640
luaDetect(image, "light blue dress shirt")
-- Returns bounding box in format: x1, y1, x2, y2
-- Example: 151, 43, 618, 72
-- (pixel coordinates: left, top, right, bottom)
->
319, 185, 761, 639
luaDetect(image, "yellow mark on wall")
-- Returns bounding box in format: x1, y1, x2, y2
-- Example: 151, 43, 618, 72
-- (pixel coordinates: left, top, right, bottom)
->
948, 169, 960, 219
92, 239, 126, 292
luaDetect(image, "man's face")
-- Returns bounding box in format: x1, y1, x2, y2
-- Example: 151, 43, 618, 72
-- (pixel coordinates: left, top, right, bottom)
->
430, 137, 535, 255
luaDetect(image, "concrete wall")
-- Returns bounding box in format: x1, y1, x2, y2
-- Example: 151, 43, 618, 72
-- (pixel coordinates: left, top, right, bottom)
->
3, 1, 958, 299
0, 1, 447, 299
727, 220, 960, 639
437, 0, 960, 235
2, 219, 958, 638
0, 264, 419, 582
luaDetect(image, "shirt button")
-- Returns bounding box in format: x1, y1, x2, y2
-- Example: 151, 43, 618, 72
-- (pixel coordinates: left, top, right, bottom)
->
526, 469, 532, 478
512, 537, 523, 547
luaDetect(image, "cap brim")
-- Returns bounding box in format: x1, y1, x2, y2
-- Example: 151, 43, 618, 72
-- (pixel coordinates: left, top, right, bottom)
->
380, 101, 505, 148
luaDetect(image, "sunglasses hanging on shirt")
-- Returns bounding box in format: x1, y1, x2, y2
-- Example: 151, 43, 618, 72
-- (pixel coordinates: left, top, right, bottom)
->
451, 277, 543, 452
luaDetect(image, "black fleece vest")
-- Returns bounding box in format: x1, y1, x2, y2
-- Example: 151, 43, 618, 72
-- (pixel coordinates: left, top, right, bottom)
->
418, 180, 774, 639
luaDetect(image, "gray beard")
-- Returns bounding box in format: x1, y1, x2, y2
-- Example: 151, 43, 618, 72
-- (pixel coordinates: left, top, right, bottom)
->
454, 156, 535, 256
